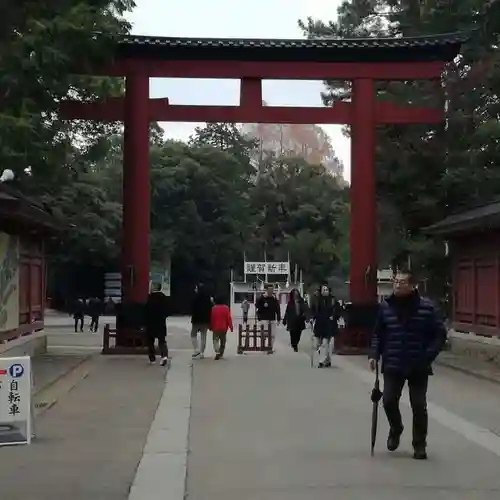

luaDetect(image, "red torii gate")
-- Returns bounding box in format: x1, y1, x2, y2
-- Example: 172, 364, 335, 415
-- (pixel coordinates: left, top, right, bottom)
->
61, 33, 466, 352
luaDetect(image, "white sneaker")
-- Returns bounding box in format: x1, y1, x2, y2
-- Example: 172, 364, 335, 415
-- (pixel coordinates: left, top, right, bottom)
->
200, 353, 205, 359
149, 359, 156, 365
160, 357, 169, 367
192, 352, 201, 359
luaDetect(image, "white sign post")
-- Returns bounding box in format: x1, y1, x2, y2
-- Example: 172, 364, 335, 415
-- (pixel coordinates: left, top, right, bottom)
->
0, 356, 32, 446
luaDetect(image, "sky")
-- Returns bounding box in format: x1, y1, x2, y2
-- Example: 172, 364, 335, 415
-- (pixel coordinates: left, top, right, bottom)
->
124, 0, 351, 181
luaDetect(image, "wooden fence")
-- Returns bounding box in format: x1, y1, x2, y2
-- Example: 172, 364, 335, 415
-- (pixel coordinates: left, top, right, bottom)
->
102, 324, 148, 355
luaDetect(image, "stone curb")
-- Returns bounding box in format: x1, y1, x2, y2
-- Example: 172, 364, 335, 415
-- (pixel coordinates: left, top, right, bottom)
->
436, 358, 500, 386
128, 354, 193, 500
33, 354, 92, 397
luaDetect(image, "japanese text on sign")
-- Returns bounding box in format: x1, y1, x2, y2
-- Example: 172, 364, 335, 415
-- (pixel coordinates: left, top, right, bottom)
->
244, 262, 290, 275
0, 357, 32, 446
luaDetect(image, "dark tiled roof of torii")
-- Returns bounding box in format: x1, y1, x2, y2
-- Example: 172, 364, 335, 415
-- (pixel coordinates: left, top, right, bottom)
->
112, 31, 470, 63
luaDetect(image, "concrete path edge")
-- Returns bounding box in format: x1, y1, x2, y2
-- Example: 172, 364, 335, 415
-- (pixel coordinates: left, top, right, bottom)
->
128, 354, 193, 500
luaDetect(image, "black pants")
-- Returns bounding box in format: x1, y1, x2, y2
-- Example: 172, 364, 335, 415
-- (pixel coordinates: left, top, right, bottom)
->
243, 313, 248, 324
289, 327, 303, 349
146, 333, 168, 362
74, 316, 83, 332
383, 371, 429, 448
90, 316, 99, 332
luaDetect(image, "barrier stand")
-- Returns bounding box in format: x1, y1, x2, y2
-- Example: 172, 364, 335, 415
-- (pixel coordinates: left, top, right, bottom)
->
237, 324, 273, 355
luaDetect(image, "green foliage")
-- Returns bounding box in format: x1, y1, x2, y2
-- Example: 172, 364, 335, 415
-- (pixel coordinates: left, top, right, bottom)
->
65, 121, 348, 292
0, 0, 133, 189
300, 0, 500, 295
247, 157, 347, 283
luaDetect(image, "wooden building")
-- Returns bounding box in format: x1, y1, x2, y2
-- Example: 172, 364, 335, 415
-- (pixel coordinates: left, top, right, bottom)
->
426, 200, 500, 337
0, 183, 58, 342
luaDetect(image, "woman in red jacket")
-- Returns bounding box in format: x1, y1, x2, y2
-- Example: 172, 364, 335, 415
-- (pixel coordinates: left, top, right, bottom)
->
210, 296, 233, 360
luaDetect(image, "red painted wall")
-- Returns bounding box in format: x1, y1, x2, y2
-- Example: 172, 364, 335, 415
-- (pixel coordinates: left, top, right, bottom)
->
19, 235, 45, 327
451, 232, 500, 337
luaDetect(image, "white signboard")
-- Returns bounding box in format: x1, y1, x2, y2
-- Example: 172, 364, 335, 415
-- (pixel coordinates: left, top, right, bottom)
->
0, 232, 19, 332
0, 356, 32, 446
244, 261, 290, 275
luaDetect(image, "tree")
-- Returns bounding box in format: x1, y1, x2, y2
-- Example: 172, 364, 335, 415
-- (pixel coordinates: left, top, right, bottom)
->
189, 122, 258, 173
300, 0, 500, 295
248, 156, 348, 284
0, 0, 134, 192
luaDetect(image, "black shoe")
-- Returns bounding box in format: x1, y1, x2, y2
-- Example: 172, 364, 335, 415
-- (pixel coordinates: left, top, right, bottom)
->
215, 354, 221, 360
292, 346, 298, 352
324, 360, 331, 367
387, 428, 402, 452
413, 447, 427, 460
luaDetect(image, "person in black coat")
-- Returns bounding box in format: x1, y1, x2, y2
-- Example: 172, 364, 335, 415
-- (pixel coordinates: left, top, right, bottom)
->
255, 284, 281, 354
283, 288, 308, 352
190, 283, 213, 359
310, 285, 340, 368
73, 298, 85, 333
144, 283, 170, 366
369, 270, 447, 460
88, 297, 103, 333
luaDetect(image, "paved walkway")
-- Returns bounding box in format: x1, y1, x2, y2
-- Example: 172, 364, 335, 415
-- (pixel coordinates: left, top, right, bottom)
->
184, 331, 500, 500
3, 318, 500, 499
0, 355, 166, 500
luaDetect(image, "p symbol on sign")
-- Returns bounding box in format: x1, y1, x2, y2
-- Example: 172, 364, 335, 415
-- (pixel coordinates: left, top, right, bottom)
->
9, 364, 24, 378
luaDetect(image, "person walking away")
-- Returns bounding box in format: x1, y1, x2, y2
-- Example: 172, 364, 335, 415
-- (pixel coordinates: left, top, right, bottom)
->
191, 283, 213, 359
311, 285, 338, 367
73, 298, 85, 333
283, 288, 308, 352
88, 297, 103, 332
144, 283, 170, 367
105, 296, 115, 315
368, 270, 447, 460
241, 298, 250, 324
255, 284, 281, 354
210, 296, 233, 360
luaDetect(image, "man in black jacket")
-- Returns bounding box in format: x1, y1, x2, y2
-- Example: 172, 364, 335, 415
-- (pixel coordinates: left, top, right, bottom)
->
368, 270, 447, 460
190, 283, 213, 359
144, 283, 170, 367
255, 284, 281, 354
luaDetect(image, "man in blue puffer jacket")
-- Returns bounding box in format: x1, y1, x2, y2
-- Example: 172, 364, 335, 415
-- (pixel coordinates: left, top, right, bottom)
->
368, 269, 447, 460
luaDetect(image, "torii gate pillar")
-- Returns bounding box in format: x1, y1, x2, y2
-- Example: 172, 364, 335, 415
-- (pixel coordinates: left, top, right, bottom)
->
333, 78, 379, 354
350, 78, 377, 303
122, 73, 150, 304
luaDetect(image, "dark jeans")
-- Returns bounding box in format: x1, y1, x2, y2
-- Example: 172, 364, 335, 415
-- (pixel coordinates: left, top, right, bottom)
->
383, 371, 429, 448
289, 328, 303, 349
146, 333, 168, 362
213, 330, 227, 357
243, 313, 248, 324
90, 316, 99, 332
74, 316, 83, 332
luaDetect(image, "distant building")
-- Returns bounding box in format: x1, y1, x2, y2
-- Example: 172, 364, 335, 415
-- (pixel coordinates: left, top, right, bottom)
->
241, 116, 345, 182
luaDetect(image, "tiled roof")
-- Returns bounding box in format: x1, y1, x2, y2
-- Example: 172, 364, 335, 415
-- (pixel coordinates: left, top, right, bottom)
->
113, 32, 469, 62
425, 200, 500, 235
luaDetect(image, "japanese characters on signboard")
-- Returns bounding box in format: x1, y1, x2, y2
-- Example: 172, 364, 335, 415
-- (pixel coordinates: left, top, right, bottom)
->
0, 356, 32, 446
244, 262, 290, 275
